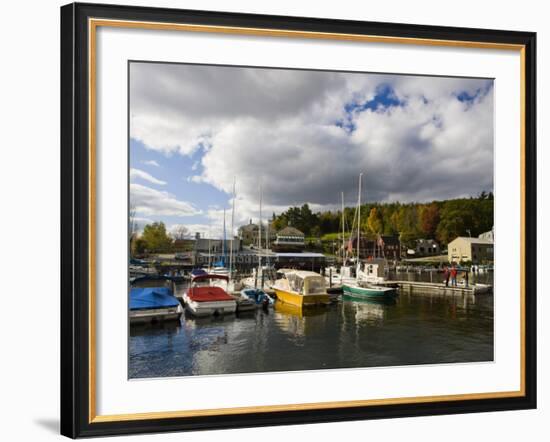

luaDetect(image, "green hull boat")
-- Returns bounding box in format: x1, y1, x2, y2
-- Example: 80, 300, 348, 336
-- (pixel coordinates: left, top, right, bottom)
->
342, 283, 397, 299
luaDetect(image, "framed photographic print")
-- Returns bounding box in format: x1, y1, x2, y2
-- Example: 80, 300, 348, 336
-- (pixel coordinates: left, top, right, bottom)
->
60, 2, 537, 438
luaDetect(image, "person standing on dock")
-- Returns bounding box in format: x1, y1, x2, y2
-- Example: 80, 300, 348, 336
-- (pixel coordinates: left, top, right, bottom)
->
443, 265, 450, 287
450, 264, 458, 287
464, 268, 469, 287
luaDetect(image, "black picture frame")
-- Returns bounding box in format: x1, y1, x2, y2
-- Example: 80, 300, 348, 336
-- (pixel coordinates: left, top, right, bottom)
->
61, 2, 537, 438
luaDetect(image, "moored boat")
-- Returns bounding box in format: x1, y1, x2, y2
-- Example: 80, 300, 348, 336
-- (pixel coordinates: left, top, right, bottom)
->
240, 288, 275, 308
342, 282, 397, 299
183, 274, 237, 317
129, 286, 183, 325
272, 269, 330, 308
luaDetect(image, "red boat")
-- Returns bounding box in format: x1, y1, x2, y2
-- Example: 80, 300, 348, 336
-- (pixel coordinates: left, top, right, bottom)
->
183, 274, 237, 317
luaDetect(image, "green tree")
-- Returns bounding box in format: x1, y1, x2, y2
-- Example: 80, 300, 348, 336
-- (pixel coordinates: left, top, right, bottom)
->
131, 237, 147, 256
141, 222, 173, 252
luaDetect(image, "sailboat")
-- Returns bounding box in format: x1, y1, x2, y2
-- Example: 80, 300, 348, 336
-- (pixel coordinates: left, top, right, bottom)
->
241, 180, 277, 289
326, 191, 356, 288
204, 208, 229, 276
342, 173, 397, 299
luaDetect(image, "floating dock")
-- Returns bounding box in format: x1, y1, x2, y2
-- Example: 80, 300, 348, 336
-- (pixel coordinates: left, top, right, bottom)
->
377, 281, 492, 296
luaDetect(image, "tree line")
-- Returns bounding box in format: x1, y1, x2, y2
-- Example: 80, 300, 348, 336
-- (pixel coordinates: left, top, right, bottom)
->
271, 191, 493, 248
131, 192, 493, 255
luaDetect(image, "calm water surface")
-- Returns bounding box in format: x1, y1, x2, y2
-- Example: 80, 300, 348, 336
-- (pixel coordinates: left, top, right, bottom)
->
129, 271, 494, 378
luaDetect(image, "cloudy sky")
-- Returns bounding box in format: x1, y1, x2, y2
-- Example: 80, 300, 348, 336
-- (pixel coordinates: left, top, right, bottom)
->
129, 62, 494, 238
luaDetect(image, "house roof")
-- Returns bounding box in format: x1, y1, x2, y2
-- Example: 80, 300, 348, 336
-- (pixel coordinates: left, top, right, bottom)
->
277, 226, 304, 237
278, 269, 325, 279
276, 252, 325, 258
450, 236, 494, 245
417, 238, 438, 245
238, 223, 258, 232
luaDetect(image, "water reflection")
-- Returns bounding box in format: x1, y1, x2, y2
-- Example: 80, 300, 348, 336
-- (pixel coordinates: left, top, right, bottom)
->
273, 302, 330, 338
342, 296, 395, 326
129, 274, 494, 378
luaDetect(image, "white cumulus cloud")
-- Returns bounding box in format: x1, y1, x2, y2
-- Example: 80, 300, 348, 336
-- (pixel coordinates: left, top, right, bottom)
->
130, 183, 201, 217
130, 168, 166, 186
130, 62, 493, 210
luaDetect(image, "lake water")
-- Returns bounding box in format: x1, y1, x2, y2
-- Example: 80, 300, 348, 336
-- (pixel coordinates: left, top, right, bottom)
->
129, 271, 494, 378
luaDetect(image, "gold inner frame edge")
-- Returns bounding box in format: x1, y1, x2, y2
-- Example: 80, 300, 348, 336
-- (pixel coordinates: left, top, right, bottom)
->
87, 18, 527, 423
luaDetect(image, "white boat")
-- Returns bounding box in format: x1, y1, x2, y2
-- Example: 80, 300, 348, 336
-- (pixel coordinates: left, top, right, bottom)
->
325, 265, 356, 287
456, 280, 492, 294
357, 258, 389, 285
183, 274, 237, 317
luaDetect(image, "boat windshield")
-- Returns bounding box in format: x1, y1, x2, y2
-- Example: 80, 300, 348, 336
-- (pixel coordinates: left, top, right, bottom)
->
284, 273, 303, 293
305, 277, 326, 294
192, 275, 228, 287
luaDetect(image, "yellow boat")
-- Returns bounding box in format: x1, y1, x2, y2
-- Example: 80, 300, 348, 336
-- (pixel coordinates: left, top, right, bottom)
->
272, 269, 331, 307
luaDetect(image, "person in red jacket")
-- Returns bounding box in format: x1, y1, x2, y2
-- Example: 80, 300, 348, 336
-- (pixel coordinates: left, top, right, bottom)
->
450, 264, 458, 287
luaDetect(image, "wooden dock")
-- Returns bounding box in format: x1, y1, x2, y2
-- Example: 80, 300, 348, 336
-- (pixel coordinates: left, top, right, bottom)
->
376, 281, 492, 296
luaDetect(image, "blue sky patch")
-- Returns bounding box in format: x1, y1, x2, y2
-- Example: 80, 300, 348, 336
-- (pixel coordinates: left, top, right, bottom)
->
336, 84, 405, 133
130, 138, 231, 229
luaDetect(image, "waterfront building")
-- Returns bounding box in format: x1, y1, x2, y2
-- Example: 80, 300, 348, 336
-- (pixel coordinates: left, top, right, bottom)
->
377, 234, 401, 261
415, 239, 440, 256
193, 238, 242, 254
272, 226, 305, 252
173, 238, 195, 253
448, 237, 494, 264
237, 220, 276, 246
478, 228, 495, 242
274, 252, 326, 272
346, 233, 401, 261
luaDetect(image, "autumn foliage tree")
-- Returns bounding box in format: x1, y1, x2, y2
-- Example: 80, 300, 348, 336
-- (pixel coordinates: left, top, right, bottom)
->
367, 207, 383, 235
418, 203, 440, 238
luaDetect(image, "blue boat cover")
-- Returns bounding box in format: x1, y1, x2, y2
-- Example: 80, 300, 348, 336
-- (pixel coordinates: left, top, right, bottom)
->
191, 268, 207, 277
130, 287, 180, 310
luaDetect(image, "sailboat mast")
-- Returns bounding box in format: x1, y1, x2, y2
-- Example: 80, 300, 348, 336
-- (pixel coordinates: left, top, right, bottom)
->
254, 181, 262, 278
265, 213, 269, 251
222, 208, 226, 266
208, 236, 211, 269
258, 182, 263, 251
341, 191, 345, 264
229, 177, 236, 281
357, 173, 363, 272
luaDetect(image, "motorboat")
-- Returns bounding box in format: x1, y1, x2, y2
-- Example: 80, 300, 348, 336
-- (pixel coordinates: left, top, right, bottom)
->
183, 274, 237, 317
129, 286, 183, 325
240, 288, 275, 308
342, 281, 397, 299
357, 258, 388, 285
272, 269, 331, 308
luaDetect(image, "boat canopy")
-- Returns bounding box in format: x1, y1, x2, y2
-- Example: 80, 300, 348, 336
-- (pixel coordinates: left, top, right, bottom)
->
191, 268, 208, 277
187, 286, 235, 302
278, 270, 326, 295
129, 287, 180, 310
